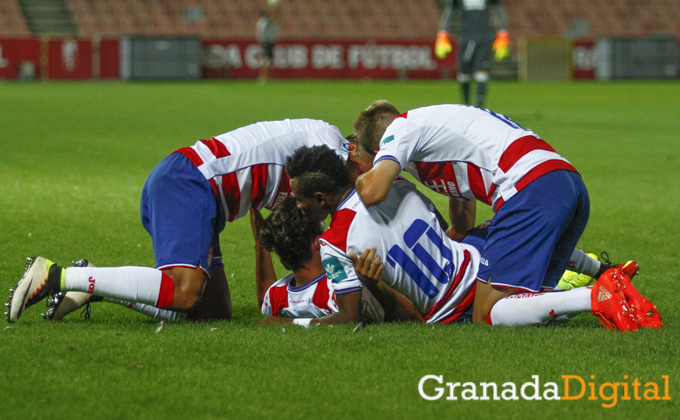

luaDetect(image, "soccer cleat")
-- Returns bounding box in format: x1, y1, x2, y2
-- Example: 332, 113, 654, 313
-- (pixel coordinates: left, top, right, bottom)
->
7, 257, 63, 323
616, 274, 662, 329
616, 260, 639, 279
590, 268, 638, 332
43, 259, 99, 321
598, 252, 638, 279
557, 253, 599, 290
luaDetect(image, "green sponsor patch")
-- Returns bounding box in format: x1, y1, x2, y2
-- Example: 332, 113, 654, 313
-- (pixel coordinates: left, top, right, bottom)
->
380, 134, 395, 148
323, 257, 348, 283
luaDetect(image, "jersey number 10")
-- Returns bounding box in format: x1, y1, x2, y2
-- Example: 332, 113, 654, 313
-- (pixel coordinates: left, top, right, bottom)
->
385, 219, 454, 299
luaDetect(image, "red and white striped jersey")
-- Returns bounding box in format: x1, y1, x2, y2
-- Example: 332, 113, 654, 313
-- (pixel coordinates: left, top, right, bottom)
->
373, 105, 577, 211
261, 272, 385, 322
176, 119, 348, 222
319, 180, 479, 324
261, 273, 338, 319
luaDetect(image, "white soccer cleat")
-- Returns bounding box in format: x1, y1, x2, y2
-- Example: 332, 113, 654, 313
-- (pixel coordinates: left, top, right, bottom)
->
43, 291, 94, 321
7, 257, 62, 323
42, 259, 97, 321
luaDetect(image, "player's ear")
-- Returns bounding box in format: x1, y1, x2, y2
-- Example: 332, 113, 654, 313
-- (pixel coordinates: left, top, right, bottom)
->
314, 192, 326, 205
311, 236, 322, 253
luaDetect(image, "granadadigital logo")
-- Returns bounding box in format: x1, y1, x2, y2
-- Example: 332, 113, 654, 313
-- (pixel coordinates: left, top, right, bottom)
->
87, 276, 95, 293
418, 374, 671, 408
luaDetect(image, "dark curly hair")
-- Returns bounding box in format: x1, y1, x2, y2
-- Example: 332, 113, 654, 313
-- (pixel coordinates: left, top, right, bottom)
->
285, 145, 352, 198
259, 197, 324, 271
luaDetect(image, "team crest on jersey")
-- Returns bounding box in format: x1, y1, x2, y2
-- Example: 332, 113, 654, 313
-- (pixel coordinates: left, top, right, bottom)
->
323, 257, 348, 283
380, 135, 395, 148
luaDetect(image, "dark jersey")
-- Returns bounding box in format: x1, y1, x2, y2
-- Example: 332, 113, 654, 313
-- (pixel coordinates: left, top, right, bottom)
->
440, 0, 501, 41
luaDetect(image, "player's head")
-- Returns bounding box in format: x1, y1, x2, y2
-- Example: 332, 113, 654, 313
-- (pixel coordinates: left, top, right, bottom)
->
286, 145, 352, 222
353, 100, 400, 154
259, 197, 323, 271
345, 133, 377, 181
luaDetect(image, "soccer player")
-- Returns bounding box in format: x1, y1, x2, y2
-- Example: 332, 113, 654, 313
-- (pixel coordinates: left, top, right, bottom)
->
252, 199, 404, 325
435, 0, 509, 107
351, 101, 654, 327
7, 119, 349, 324
287, 145, 659, 330
255, 0, 280, 82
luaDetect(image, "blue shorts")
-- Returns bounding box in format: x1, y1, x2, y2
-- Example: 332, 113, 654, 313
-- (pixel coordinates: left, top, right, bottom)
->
141, 152, 225, 275
477, 170, 589, 292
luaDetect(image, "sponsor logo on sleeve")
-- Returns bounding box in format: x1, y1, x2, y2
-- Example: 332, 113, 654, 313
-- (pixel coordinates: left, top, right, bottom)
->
380, 134, 395, 148
323, 257, 348, 283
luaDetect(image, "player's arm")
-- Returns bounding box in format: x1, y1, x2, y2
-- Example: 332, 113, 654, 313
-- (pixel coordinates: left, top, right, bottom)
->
355, 159, 401, 207
312, 290, 362, 325
447, 198, 477, 242
351, 248, 424, 323
250, 208, 278, 308
435, 0, 456, 59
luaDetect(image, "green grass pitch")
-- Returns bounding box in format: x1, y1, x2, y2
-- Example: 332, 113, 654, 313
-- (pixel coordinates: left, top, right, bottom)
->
0, 80, 678, 419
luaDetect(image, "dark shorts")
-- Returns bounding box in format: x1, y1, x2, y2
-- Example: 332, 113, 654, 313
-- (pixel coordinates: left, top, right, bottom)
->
476, 170, 590, 292
458, 38, 492, 74
262, 42, 275, 60
141, 152, 225, 276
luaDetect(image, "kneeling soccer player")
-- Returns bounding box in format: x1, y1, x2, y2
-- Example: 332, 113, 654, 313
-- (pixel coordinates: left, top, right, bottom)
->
285, 145, 661, 330
7, 119, 349, 324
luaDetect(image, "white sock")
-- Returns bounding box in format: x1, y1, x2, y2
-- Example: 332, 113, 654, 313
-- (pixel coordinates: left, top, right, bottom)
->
488, 287, 591, 326
568, 249, 601, 277
103, 297, 184, 320
63, 266, 175, 308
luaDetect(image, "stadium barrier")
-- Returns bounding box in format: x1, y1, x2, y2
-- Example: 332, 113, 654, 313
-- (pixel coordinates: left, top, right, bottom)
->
518, 36, 572, 81
1, 36, 678, 81
0, 37, 456, 80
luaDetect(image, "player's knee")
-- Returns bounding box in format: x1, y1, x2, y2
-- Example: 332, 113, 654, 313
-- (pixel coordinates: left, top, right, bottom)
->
471, 280, 512, 324
473, 71, 490, 83
163, 267, 207, 311
172, 288, 203, 311
457, 72, 472, 83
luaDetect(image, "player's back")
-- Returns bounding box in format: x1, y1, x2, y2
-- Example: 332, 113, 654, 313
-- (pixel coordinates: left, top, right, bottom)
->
197, 119, 346, 180
377, 104, 574, 209
177, 119, 347, 221
390, 104, 536, 167
322, 179, 479, 323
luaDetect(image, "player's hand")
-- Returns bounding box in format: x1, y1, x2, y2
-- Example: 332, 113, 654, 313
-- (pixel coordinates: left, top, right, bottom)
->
256, 316, 293, 325
350, 247, 384, 287
434, 30, 452, 59
493, 30, 510, 61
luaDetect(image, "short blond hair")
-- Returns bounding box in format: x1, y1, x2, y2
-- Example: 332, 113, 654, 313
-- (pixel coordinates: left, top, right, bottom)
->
353, 100, 400, 153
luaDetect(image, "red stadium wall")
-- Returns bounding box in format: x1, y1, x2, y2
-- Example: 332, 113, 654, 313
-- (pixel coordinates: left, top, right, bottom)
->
99, 39, 121, 78
1, 37, 455, 80
573, 39, 596, 79
3, 37, 678, 80
0, 38, 41, 79
203, 40, 456, 79
46, 39, 92, 79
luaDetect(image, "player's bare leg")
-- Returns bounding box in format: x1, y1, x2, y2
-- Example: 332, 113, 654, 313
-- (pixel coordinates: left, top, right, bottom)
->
160, 265, 208, 311
186, 267, 232, 321
472, 279, 520, 324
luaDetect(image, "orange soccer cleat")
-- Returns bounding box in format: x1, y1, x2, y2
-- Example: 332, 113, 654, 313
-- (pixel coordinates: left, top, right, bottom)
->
616, 272, 662, 329
591, 269, 639, 332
